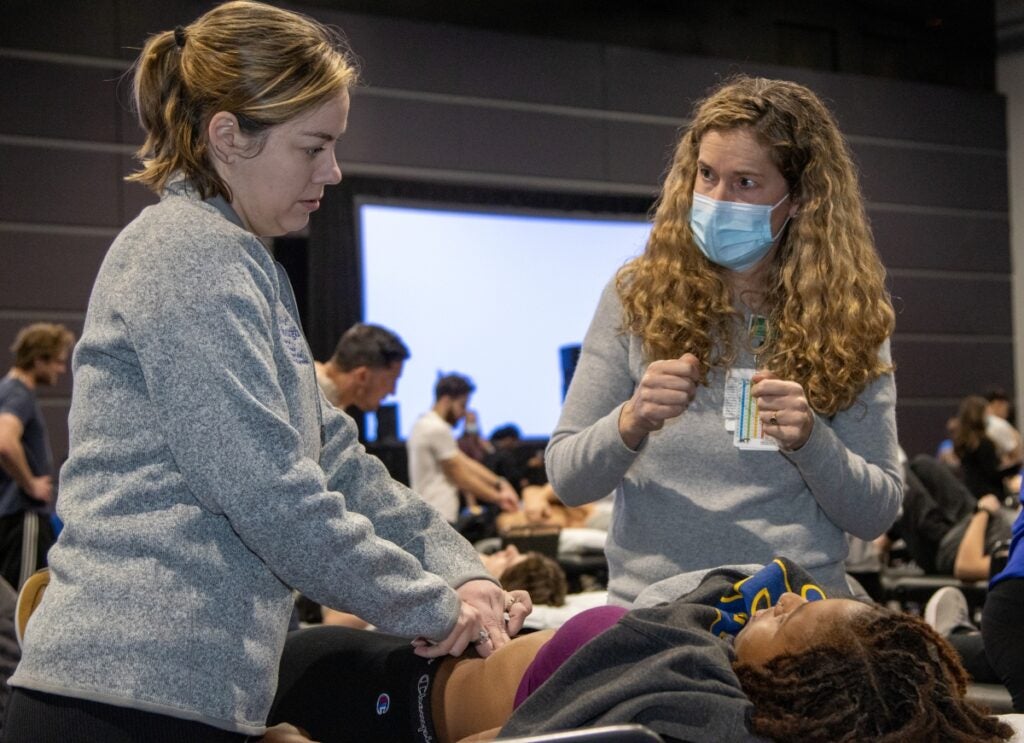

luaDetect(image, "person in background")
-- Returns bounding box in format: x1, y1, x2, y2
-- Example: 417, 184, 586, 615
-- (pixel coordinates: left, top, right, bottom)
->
925, 493, 1023, 712
986, 387, 1014, 422
457, 410, 494, 465
314, 322, 408, 413
408, 373, 518, 523
485, 424, 526, 492
5, 5, 529, 742
0, 323, 74, 590
323, 546, 565, 632
546, 75, 901, 605
487, 547, 568, 609
980, 498, 1023, 712
985, 387, 1023, 472
955, 395, 1019, 501
882, 454, 1012, 580
309, 322, 409, 627
936, 414, 962, 471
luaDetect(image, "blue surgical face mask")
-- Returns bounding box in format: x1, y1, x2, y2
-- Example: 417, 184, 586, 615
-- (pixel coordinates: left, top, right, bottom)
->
689, 191, 791, 272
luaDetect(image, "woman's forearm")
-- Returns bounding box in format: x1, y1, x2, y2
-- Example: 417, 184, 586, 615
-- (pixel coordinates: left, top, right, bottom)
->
953, 496, 999, 581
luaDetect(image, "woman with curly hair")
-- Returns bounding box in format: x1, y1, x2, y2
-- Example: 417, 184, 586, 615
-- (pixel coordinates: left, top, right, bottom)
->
733, 598, 1011, 741
547, 75, 902, 604
268, 558, 1013, 742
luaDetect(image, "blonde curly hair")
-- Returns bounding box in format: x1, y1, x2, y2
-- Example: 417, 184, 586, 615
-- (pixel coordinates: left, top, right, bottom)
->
616, 76, 894, 416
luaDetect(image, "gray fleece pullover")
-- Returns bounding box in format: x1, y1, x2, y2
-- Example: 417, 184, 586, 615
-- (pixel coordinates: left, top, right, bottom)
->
11, 182, 492, 734
547, 280, 903, 606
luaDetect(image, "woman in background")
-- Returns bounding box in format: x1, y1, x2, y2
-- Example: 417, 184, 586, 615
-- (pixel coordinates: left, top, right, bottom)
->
955, 394, 1018, 500
269, 558, 1012, 742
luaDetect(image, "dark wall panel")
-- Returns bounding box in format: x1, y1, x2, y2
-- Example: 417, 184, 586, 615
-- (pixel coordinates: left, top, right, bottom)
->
345, 95, 610, 180
870, 210, 1010, 273
601, 48, 1007, 149
115, 0, 210, 62
0, 59, 122, 142
4, 0, 120, 57
853, 144, 1007, 212
119, 156, 160, 224
605, 120, 678, 188
889, 276, 1012, 335
602, 47, 732, 120
894, 336, 1014, 458
892, 339, 1013, 399
897, 404, 958, 459
0, 231, 110, 311
119, 103, 145, 147
0, 146, 122, 227
787, 72, 1007, 149
40, 403, 71, 467
322, 10, 607, 109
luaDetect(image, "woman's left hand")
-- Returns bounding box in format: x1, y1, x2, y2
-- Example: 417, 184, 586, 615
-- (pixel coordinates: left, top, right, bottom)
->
456, 579, 533, 654
751, 371, 815, 450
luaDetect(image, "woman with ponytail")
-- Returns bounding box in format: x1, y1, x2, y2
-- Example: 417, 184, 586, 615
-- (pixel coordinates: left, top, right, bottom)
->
5, 3, 529, 741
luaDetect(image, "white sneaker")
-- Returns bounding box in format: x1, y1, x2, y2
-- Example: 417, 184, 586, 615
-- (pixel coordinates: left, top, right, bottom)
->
923, 586, 972, 637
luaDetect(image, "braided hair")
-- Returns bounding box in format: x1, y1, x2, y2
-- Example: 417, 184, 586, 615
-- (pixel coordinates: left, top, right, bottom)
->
734, 607, 1013, 742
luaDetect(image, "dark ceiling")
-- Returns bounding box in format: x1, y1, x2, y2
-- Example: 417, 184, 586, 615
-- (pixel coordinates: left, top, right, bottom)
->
295, 0, 998, 89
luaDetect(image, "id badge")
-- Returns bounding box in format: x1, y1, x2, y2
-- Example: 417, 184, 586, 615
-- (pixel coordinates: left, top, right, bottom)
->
725, 368, 778, 451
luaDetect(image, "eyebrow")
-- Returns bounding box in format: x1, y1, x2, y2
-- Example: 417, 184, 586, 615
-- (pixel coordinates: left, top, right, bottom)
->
301, 129, 350, 144
696, 159, 764, 177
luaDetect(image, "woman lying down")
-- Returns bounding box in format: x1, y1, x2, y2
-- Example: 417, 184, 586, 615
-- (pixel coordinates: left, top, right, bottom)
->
268, 557, 1013, 742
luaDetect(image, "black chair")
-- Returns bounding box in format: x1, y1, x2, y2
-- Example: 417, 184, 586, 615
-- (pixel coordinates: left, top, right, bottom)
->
967, 683, 1015, 714
501, 525, 561, 560
879, 568, 988, 618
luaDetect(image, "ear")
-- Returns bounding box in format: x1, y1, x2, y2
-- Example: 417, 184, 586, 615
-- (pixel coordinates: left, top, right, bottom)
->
351, 366, 370, 384
787, 197, 801, 219
207, 111, 244, 164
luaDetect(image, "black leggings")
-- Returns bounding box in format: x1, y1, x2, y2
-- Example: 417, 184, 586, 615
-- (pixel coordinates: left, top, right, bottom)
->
2, 688, 251, 742
268, 625, 442, 743
982, 577, 1024, 711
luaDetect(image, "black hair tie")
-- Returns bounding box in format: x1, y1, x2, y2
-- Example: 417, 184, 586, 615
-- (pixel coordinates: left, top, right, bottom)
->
174, 26, 187, 49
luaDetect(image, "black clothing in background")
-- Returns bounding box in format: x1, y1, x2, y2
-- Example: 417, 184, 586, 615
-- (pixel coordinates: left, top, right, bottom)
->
960, 437, 1017, 500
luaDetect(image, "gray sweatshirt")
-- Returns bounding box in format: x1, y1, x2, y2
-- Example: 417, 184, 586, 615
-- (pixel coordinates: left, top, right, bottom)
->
500, 565, 770, 742
11, 182, 492, 734
547, 280, 903, 605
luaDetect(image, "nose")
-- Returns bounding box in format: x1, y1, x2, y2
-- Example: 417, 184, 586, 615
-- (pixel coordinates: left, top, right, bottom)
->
318, 149, 342, 185
707, 184, 726, 201
775, 592, 806, 614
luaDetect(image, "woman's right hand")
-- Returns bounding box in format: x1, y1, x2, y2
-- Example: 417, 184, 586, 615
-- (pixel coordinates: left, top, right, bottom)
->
618, 353, 701, 450
411, 600, 485, 659
977, 493, 1002, 515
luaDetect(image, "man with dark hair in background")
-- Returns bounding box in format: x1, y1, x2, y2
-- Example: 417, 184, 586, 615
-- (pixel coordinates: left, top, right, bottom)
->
314, 323, 409, 437
407, 372, 518, 523
0, 323, 75, 588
